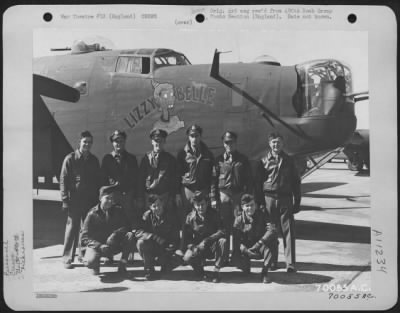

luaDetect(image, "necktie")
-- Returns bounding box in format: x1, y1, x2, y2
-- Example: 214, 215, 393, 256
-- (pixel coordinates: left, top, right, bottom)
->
225, 152, 232, 163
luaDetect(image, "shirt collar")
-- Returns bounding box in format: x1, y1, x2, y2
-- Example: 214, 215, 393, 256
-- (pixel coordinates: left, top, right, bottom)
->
112, 150, 126, 158
267, 150, 281, 161
75, 149, 92, 160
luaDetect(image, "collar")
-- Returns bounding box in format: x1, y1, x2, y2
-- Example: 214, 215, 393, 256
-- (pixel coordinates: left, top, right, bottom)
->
111, 150, 126, 158
184, 141, 206, 155
267, 150, 282, 161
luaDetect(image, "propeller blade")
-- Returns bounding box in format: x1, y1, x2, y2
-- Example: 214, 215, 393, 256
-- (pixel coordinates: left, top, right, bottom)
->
210, 49, 313, 142
33, 74, 80, 103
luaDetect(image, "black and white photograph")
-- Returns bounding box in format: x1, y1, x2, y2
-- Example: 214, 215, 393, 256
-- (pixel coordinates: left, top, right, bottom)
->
3, 4, 397, 310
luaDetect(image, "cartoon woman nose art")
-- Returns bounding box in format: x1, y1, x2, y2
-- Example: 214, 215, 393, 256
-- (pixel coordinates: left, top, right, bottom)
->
151, 80, 184, 134
152, 81, 176, 122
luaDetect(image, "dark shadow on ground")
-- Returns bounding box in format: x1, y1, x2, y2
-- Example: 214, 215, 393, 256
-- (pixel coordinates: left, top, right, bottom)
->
302, 194, 370, 201
299, 205, 369, 211
302, 182, 347, 194
81, 286, 129, 292
34, 200, 65, 249
131, 270, 333, 285
296, 220, 370, 243
296, 262, 370, 272
355, 170, 370, 177
268, 272, 332, 284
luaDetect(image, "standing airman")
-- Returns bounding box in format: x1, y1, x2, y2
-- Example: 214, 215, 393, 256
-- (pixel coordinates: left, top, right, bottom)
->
60, 130, 101, 269
255, 132, 301, 272
101, 130, 139, 224
138, 129, 179, 220
211, 131, 253, 256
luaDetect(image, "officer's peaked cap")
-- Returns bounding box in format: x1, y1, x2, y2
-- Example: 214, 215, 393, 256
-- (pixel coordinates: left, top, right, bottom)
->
150, 128, 168, 140
186, 124, 203, 136
191, 190, 208, 203
99, 184, 119, 198
222, 131, 238, 141
241, 193, 255, 205
110, 130, 127, 142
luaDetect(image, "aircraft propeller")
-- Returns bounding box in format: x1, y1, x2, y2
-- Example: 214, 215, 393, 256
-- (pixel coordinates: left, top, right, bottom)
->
209, 49, 313, 142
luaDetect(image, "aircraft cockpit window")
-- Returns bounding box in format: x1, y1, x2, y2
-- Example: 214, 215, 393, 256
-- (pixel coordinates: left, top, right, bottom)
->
153, 53, 191, 69
295, 60, 352, 117
116, 56, 151, 74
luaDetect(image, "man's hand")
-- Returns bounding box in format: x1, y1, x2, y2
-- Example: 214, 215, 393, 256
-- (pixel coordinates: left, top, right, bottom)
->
175, 194, 183, 208
125, 232, 134, 241
62, 200, 70, 212
293, 199, 301, 214
197, 238, 211, 251
100, 244, 111, 256
250, 241, 263, 252
211, 200, 218, 210
151, 234, 167, 247
165, 244, 176, 253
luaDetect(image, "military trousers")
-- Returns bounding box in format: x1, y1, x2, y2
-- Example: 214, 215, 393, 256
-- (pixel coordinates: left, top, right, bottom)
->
264, 195, 296, 268
219, 190, 242, 252
136, 239, 181, 271
116, 190, 137, 226
62, 203, 91, 264
184, 238, 229, 269
83, 236, 135, 270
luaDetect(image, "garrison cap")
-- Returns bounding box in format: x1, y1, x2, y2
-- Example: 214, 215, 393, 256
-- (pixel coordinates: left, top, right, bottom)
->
222, 131, 238, 142
150, 128, 168, 140
191, 190, 208, 203
186, 124, 203, 136
99, 184, 119, 199
110, 130, 127, 142
241, 193, 255, 205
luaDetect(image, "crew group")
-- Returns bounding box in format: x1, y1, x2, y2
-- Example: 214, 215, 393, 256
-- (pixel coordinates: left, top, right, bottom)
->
60, 124, 301, 284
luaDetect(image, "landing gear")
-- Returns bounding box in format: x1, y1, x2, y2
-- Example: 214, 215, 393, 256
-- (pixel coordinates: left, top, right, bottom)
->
347, 154, 363, 171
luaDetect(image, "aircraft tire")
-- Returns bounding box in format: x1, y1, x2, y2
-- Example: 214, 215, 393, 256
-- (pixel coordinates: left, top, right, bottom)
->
347, 157, 363, 171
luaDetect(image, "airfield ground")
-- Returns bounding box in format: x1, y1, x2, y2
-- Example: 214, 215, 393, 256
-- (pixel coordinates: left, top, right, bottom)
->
33, 161, 370, 296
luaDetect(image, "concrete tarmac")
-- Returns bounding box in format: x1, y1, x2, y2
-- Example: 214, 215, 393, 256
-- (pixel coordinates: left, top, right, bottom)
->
33, 161, 371, 293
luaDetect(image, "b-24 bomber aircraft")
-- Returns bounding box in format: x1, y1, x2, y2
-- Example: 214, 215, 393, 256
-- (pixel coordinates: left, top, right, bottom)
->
33, 40, 368, 188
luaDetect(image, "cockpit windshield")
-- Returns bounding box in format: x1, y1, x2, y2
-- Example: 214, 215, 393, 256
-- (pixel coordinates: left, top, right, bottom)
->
154, 53, 191, 69
295, 60, 352, 117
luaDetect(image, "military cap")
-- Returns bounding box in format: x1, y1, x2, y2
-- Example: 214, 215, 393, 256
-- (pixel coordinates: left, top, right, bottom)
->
99, 184, 119, 198
80, 130, 93, 139
241, 193, 255, 205
147, 193, 161, 205
191, 190, 208, 203
186, 124, 203, 136
110, 130, 127, 142
150, 128, 168, 140
222, 131, 238, 142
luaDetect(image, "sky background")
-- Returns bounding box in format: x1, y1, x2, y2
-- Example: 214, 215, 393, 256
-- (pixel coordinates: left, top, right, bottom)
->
34, 29, 369, 128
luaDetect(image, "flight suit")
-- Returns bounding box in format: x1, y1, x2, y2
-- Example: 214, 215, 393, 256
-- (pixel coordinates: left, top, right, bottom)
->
177, 142, 216, 221
182, 208, 228, 270
212, 150, 253, 251
232, 209, 278, 272
60, 149, 101, 265
139, 150, 179, 218
80, 204, 135, 271
255, 151, 301, 269
135, 209, 181, 272
101, 150, 139, 224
